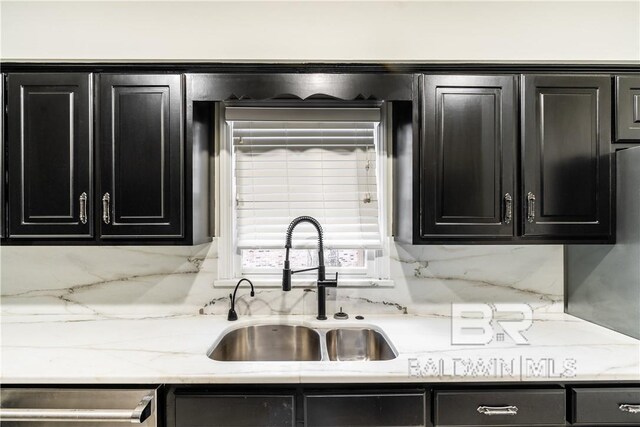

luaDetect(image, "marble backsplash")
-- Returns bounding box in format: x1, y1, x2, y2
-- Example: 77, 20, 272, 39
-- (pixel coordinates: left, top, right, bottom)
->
0, 242, 563, 317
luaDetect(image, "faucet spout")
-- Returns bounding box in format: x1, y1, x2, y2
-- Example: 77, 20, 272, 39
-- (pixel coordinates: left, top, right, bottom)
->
228, 278, 255, 321
282, 216, 326, 292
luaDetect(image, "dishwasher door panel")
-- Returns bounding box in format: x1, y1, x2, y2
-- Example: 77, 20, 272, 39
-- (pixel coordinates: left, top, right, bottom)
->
0, 388, 158, 427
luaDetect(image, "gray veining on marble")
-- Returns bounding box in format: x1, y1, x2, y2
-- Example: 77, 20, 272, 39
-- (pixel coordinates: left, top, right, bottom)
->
0, 242, 563, 317
1, 313, 638, 384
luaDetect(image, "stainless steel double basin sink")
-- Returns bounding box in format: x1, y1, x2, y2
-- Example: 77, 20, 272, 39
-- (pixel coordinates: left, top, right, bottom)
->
208, 324, 397, 362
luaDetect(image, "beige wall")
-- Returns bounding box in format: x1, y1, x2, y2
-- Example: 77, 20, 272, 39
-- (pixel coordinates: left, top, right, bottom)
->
1, 1, 639, 62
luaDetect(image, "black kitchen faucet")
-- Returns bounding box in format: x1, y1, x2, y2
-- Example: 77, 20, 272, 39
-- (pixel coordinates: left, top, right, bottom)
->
281, 216, 338, 320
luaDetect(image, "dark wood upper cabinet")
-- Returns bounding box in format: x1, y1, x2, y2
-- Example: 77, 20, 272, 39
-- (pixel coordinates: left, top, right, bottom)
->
6, 73, 93, 238
396, 73, 615, 244
420, 75, 517, 239
615, 75, 640, 143
1, 69, 620, 245
521, 74, 613, 239
98, 74, 183, 239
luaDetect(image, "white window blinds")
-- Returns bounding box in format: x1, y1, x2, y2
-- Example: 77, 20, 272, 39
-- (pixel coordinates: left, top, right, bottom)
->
227, 107, 383, 250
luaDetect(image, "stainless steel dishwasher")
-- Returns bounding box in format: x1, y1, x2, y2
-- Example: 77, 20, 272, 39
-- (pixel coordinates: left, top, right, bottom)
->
0, 388, 158, 426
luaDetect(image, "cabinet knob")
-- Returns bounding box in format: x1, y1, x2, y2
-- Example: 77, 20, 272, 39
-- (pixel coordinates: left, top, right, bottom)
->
79, 192, 88, 225
102, 193, 111, 224
527, 192, 536, 223
503, 193, 513, 224
477, 405, 518, 416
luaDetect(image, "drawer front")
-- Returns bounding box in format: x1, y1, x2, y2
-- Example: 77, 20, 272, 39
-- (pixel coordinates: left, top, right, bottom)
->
304, 393, 426, 427
434, 389, 565, 426
175, 394, 295, 427
573, 387, 640, 425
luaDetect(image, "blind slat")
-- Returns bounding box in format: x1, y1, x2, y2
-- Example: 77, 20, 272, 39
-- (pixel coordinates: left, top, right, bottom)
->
226, 108, 380, 122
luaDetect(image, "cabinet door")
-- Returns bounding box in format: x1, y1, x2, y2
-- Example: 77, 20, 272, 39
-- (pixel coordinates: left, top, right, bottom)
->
522, 75, 613, 239
434, 389, 566, 426
304, 392, 426, 427
421, 75, 517, 239
571, 387, 640, 425
615, 75, 640, 143
174, 394, 295, 427
98, 74, 183, 239
7, 73, 92, 238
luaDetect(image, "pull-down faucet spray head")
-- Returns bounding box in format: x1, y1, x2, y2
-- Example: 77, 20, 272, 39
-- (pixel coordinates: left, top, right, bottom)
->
282, 255, 292, 292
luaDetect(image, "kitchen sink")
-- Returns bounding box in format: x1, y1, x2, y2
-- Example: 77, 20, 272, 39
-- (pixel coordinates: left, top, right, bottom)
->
208, 324, 396, 362
326, 328, 397, 361
208, 324, 322, 361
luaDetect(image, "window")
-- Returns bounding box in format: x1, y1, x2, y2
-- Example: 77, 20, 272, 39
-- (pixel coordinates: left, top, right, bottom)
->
217, 104, 391, 286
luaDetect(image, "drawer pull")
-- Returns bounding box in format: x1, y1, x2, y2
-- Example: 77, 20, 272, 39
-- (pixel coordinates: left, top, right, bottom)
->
0, 394, 153, 423
79, 192, 88, 224
477, 405, 518, 416
527, 192, 536, 223
503, 193, 513, 224
620, 404, 640, 414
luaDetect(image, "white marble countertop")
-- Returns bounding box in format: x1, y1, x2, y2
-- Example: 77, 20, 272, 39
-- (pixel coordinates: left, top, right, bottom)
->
1, 313, 638, 384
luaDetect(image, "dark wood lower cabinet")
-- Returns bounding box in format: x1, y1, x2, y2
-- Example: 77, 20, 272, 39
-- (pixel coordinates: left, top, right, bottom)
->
167, 387, 427, 427
167, 384, 640, 427
173, 393, 296, 427
571, 387, 640, 425
304, 392, 426, 427
4, 383, 639, 427
434, 389, 565, 426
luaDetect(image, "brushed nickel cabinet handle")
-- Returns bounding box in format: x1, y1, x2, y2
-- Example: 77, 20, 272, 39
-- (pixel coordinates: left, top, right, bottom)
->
102, 192, 111, 224
79, 192, 88, 225
619, 404, 640, 414
504, 193, 513, 224
527, 192, 536, 223
0, 394, 153, 423
477, 405, 518, 416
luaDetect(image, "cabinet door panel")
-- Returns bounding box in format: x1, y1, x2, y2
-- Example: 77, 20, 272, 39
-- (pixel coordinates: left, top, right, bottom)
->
175, 394, 295, 427
572, 387, 640, 425
304, 393, 426, 427
522, 75, 612, 238
421, 75, 516, 239
99, 74, 183, 238
434, 389, 566, 426
7, 73, 92, 238
615, 75, 640, 142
